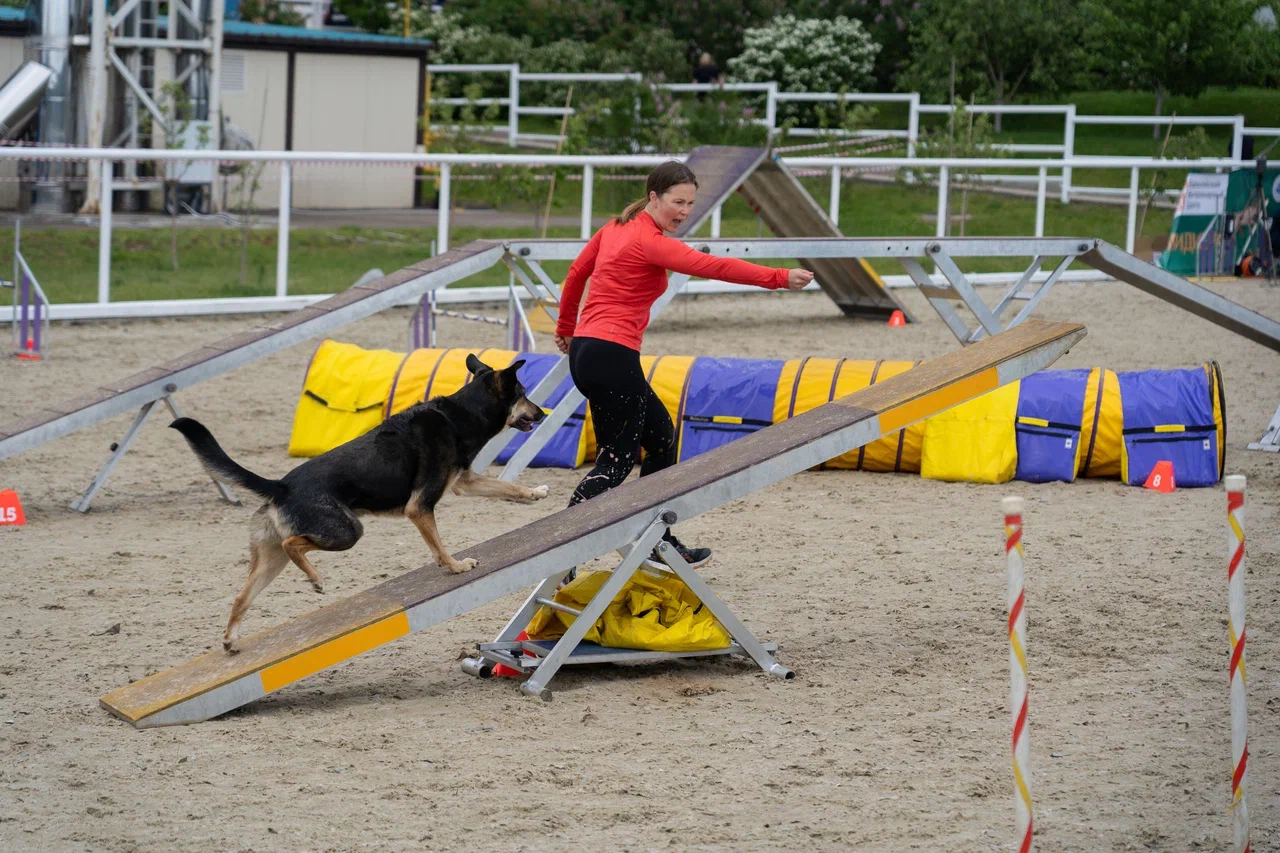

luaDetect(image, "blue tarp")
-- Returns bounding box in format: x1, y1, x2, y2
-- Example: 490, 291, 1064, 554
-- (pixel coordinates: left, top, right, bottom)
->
1118, 368, 1219, 487
677, 357, 785, 462
1014, 369, 1089, 484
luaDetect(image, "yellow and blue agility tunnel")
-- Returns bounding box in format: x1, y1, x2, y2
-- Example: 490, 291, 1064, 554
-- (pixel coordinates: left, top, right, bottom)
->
288, 342, 1225, 488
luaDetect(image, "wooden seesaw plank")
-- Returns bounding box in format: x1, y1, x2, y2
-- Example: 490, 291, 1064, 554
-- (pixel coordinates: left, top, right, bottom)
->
101, 319, 1086, 728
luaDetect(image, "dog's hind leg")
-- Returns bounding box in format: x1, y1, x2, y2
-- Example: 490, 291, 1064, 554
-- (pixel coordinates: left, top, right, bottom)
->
282, 536, 326, 593
223, 540, 288, 653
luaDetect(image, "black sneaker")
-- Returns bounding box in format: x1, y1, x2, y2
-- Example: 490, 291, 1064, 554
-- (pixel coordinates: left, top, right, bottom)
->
651, 533, 711, 569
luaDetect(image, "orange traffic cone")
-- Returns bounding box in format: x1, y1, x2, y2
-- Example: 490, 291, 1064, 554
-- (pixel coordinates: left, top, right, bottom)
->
887, 309, 906, 327
493, 630, 531, 678
1143, 460, 1175, 493
0, 489, 26, 526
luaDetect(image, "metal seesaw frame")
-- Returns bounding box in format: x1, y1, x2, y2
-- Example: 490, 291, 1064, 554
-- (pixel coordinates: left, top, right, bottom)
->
462, 508, 790, 701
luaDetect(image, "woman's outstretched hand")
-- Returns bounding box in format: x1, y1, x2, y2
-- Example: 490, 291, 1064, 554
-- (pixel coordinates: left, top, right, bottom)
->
787, 268, 815, 291
554, 334, 572, 354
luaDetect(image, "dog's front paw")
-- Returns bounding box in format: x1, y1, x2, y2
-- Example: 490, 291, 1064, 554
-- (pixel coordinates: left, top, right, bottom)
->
528, 485, 550, 501
444, 557, 478, 574
223, 635, 240, 654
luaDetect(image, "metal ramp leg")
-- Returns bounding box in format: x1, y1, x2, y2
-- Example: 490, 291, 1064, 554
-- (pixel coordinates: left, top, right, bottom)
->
1248, 401, 1280, 452
463, 509, 790, 701
903, 242, 1088, 346
71, 396, 239, 513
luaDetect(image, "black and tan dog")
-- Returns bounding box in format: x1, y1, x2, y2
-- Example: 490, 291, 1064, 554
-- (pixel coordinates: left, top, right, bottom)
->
171, 354, 548, 652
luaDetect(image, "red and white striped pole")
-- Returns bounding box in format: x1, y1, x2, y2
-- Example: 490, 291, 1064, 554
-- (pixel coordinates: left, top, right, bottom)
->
1226, 474, 1249, 853
1003, 496, 1033, 853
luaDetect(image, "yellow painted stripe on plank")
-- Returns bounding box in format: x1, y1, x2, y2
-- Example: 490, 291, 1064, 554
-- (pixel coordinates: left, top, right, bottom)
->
259, 612, 410, 694
712, 415, 743, 424
879, 367, 999, 434
1154, 424, 1185, 433
1017, 416, 1049, 427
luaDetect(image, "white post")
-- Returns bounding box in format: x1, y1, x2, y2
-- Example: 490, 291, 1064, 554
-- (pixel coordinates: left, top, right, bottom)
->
1125, 166, 1140, 254
1061, 105, 1076, 204
1232, 116, 1245, 162
764, 83, 777, 141
438, 163, 451, 253
1034, 166, 1047, 238
1226, 474, 1249, 853
97, 159, 112, 304
935, 166, 949, 239
829, 165, 841, 226
82, 0, 108, 213
710, 204, 722, 238
906, 92, 920, 159
276, 162, 291, 298
1003, 496, 1033, 853
208, 0, 225, 211
508, 64, 520, 147
580, 164, 593, 239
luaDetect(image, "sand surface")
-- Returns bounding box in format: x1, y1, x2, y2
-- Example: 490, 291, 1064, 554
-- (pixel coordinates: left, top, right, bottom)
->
1, 280, 1278, 851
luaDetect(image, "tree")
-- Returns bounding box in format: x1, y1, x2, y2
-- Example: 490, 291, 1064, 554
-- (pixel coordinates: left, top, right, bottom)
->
789, 0, 926, 90
903, 0, 1083, 131
1081, 0, 1261, 133
238, 0, 305, 26
727, 15, 879, 123
626, 0, 786, 69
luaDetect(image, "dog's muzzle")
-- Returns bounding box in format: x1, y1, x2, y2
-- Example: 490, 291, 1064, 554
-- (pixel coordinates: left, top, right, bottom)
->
511, 406, 545, 432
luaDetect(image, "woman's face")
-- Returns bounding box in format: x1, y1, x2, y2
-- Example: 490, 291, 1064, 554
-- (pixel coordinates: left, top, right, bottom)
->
647, 183, 697, 232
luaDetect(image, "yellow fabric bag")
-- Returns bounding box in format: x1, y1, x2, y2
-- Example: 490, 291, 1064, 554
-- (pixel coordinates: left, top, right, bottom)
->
526, 569, 732, 652
287, 340, 405, 457
920, 381, 1020, 483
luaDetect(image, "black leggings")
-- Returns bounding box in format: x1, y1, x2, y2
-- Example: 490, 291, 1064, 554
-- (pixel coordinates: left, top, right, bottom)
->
568, 337, 677, 506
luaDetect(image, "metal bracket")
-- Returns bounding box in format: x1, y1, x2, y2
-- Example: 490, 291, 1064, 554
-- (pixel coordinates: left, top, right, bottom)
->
71, 395, 239, 513
462, 508, 791, 701
908, 242, 1089, 346
1248, 401, 1280, 452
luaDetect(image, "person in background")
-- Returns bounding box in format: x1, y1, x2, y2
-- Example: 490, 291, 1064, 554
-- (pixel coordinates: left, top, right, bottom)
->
693, 53, 721, 100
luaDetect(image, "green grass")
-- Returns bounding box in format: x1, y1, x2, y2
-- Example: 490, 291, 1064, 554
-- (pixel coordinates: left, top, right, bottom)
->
17, 172, 1171, 303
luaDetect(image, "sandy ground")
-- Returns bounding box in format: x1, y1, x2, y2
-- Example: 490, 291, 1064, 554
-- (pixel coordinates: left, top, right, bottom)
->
1, 280, 1278, 852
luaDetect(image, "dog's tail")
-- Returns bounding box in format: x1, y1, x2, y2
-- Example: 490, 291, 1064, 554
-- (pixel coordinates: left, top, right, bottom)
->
170, 417, 287, 502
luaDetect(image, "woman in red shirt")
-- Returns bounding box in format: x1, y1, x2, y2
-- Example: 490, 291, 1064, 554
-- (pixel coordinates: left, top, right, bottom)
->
555, 161, 813, 567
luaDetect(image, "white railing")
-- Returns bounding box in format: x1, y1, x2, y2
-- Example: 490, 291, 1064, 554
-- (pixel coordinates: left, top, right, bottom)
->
425, 63, 1264, 204
0, 146, 1255, 320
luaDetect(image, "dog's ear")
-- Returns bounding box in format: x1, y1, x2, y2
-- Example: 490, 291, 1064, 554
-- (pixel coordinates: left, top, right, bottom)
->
465, 353, 489, 376
505, 359, 526, 375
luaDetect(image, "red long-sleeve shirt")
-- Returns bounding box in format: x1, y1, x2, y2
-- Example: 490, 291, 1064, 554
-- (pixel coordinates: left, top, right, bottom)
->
556, 210, 789, 351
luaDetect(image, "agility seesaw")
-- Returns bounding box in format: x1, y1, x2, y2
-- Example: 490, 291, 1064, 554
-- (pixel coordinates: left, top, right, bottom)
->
99, 319, 1085, 728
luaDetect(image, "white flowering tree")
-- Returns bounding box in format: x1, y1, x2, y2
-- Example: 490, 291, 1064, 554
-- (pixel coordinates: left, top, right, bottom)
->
727, 15, 880, 122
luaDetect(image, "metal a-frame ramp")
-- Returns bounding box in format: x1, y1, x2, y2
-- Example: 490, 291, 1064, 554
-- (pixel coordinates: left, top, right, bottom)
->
672, 145, 908, 321
0, 242, 506, 511
99, 319, 1085, 728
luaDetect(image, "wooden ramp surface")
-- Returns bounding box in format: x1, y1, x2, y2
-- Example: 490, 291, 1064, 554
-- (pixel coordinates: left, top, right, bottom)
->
670, 146, 906, 321
739, 158, 906, 320
101, 319, 1085, 728
0, 241, 504, 461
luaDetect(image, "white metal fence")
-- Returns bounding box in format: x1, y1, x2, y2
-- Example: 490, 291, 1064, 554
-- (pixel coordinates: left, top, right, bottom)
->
0, 146, 1257, 320
425, 63, 1280, 204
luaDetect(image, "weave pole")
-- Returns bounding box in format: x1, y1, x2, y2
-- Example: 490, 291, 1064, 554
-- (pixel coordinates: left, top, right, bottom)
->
1226, 474, 1249, 853
1003, 495, 1033, 853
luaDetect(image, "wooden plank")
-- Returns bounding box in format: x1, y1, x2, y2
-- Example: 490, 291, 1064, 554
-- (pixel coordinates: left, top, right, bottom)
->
100, 319, 1083, 727
100, 586, 408, 724
739, 159, 906, 320
672, 146, 769, 239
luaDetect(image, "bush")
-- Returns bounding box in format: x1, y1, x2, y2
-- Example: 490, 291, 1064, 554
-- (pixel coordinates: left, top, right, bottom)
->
727, 15, 880, 122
